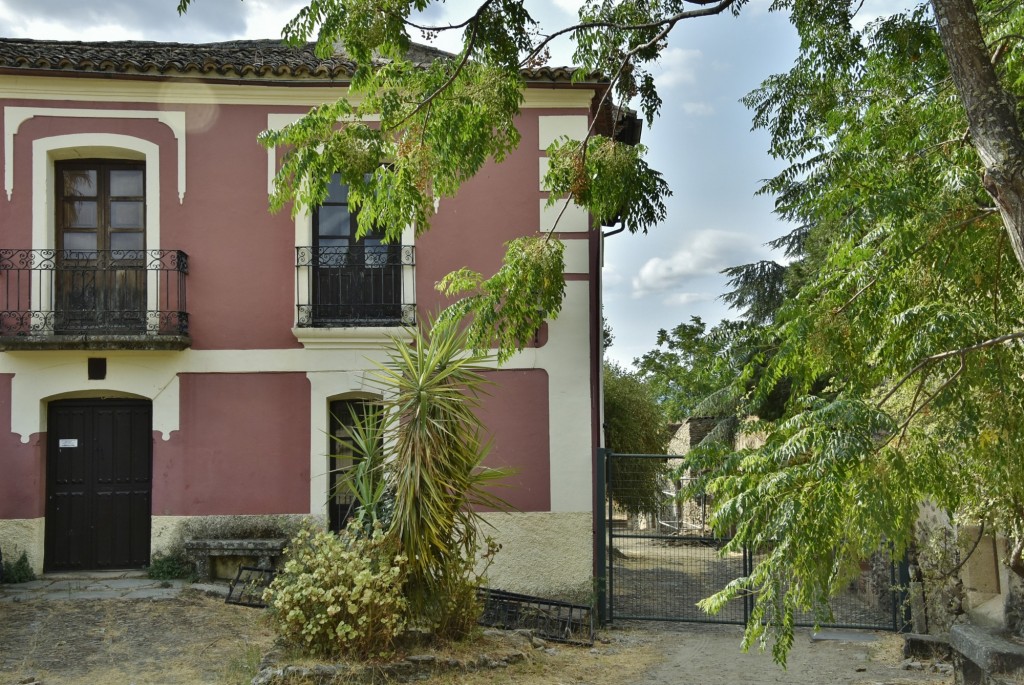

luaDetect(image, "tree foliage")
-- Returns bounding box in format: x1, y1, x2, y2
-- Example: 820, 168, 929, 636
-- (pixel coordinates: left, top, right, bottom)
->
179, 0, 1024, 663
603, 361, 669, 514
677, 0, 1024, 661
634, 316, 749, 423
176, 0, 677, 361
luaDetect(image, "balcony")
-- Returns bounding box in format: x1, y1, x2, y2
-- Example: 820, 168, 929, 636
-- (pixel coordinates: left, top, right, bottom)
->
0, 249, 189, 350
295, 245, 415, 328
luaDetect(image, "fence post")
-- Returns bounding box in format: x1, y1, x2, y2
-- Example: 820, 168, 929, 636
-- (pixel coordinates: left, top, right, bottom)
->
743, 545, 751, 625
595, 447, 608, 625
895, 554, 912, 632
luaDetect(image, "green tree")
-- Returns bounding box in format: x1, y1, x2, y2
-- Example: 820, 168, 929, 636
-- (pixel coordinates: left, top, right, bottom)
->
603, 361, 669, 515
689, 0, 1024, 661
177, 0, 1024, 662
634, 316, 748, 423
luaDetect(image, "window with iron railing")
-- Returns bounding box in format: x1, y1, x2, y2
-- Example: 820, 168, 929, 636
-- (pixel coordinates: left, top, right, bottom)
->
0, 248, 189, 345
295, 175, 414, 328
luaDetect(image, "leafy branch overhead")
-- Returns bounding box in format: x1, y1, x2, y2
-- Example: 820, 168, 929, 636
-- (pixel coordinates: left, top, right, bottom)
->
175, 0, 708, 356
437, 236, 564, 363
181, 0, 1024, 664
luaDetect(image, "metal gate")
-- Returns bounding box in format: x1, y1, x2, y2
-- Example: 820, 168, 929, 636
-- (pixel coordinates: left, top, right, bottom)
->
598, 450, 906, 630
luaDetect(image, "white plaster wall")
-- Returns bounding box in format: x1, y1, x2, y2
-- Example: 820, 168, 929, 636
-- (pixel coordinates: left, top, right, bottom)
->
540, 199, 588, 232
0, 518, 45, 574
517, 280, 594, 513
478, 511, 593, 601
538, 115, 590, 149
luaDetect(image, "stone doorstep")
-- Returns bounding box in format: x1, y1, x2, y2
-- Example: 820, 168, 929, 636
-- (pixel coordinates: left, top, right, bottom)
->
42, 569, 149, 581
952, 624, 1024, 675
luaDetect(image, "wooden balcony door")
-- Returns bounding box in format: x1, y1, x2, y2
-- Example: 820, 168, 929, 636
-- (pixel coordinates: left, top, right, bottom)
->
55, 160, 146, 334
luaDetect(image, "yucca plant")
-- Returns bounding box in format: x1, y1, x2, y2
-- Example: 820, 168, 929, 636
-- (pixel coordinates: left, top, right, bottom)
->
337, 316, 512, 637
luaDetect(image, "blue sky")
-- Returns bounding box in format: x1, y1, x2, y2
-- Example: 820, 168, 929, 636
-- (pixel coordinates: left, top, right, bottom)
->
0, 0, 818, 368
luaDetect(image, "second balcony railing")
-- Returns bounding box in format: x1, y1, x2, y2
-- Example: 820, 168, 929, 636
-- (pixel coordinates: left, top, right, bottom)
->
0, 248, 189, 349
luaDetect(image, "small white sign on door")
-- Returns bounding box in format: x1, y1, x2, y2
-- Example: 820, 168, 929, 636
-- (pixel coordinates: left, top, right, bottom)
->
58, 439, 78, 448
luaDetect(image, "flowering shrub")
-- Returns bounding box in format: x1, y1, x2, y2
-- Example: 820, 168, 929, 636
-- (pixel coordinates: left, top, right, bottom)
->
263, 524, 408, 660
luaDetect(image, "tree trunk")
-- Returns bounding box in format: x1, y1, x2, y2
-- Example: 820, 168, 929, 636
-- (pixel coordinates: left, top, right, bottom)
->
931, 0, 1024, 271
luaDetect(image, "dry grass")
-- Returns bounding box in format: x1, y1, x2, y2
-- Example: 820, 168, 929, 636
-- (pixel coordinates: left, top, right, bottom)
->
0, 591, 276, 685
282, 629, 660, 677
0, 593, 951, 685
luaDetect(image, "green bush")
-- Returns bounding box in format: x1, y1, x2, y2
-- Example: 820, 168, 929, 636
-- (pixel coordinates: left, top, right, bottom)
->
147, 551, 194, 580
263, 524, 408, 660
1, 550, 36, 584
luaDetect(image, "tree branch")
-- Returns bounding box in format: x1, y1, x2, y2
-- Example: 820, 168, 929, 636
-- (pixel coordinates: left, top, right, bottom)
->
519, 0, 737, 69
930, 0, 1024, 271
880, 331, 1024, 407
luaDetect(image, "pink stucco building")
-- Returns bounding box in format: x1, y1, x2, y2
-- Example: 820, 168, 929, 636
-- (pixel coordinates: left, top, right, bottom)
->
0, 39, 618, 597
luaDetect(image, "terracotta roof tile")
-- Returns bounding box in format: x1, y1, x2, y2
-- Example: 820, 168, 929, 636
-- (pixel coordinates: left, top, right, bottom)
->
0, 38, 587, 82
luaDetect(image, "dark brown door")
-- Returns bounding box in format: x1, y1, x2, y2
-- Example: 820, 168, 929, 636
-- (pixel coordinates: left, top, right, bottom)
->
55, 160, 146, 334
45, 399, 152, 571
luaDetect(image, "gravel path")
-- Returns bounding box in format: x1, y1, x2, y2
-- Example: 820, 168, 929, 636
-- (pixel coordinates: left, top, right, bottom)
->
612, 621, 952, 685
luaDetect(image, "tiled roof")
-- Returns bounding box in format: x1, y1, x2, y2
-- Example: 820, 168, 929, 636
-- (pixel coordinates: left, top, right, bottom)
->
0, 38, 584, 82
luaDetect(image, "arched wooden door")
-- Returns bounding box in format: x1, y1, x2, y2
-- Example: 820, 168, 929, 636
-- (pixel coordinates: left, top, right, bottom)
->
45, 398, 152, 571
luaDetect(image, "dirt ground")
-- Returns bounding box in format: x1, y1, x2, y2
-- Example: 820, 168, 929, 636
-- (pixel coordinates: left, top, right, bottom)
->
0, 591, 953, 685
0, 590, 276, 685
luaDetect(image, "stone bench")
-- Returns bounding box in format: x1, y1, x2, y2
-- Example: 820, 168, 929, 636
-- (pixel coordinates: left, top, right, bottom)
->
183, 539, 287, 582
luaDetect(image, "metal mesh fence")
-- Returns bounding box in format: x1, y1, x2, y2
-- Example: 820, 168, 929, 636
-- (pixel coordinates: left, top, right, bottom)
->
604, 452, 902, 630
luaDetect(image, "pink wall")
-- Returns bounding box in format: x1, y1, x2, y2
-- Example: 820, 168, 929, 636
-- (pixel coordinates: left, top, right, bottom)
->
0, 374, 44, 518
2, 99, 598, 348
475, 369, 550, 512
415, 107, 594, 319
3, 101, 306, 351
153, 372, 311, 515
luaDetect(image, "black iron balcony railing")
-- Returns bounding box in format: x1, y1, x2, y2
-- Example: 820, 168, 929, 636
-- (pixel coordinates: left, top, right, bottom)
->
0, 248, 189, 349
296, 245, 415, 328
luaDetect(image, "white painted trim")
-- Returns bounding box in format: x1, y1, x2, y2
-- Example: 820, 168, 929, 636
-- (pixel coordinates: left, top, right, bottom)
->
538, 115, 589, 150
266, 113, 303, 196
1, 294, 598, 511
6, 106, 185, 202
562, 239, 590, 275
305, 371, 389, 516
7, 353, 181, 443
540, 199, 589, 233
292, 326, 412, 350
289, 165, 416, 336
265, 112, 384, 197
2, 76, 595, 109
532, 280, 594, 512
31, 134, 162, 319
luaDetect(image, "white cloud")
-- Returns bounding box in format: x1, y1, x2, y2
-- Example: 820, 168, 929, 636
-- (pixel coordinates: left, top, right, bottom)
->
551, 0, 583, 15
654, 47, 702, 88
631, 229, 770, 298
851, 0, 918, 30
244, 1, 306, 39
682, 101, 715, 116
0, 0, 249, 41
665, 291, 716, 306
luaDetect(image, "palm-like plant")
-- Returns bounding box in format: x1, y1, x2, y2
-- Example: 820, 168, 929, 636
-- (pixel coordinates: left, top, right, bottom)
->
337, 317, 512, 635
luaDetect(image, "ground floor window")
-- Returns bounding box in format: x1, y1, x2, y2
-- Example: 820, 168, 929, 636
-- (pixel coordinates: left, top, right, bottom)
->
327, 398, 379, 532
